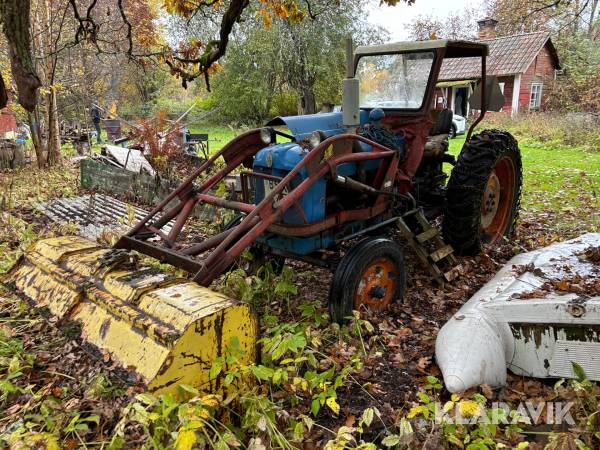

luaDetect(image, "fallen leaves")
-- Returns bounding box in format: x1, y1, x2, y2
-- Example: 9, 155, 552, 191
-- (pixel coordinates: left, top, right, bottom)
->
326, 396, 340, 415
513, 274, 600, 299
415, 356, 431, 374
579, 245, 600, 264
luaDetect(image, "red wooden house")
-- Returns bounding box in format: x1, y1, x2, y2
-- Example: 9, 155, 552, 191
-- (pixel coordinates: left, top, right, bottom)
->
0, 108, 17, 138
436, 18, 560, 117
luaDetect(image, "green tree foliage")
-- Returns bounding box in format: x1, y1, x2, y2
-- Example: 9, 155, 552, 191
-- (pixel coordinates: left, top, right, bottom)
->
210, 28, 285, 125
547, 24, 600, 112
203, 0, 387, 125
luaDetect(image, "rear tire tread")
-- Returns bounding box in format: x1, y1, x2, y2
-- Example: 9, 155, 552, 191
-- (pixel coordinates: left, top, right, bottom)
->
443, 129, 522, 255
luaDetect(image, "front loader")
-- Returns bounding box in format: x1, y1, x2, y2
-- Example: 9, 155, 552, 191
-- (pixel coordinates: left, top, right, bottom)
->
5, 39, 522, 395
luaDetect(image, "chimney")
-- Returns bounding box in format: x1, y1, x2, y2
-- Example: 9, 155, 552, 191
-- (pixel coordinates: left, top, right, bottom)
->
477, 17, 498, 39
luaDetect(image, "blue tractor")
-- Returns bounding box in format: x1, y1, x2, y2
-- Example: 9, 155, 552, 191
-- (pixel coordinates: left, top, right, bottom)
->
116, 39, 522, 322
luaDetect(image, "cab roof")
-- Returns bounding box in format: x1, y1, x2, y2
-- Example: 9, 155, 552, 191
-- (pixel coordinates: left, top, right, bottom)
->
354, 40, 488, 59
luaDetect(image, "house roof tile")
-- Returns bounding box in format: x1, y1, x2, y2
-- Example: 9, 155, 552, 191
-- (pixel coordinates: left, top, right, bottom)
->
439, 31, 557, 80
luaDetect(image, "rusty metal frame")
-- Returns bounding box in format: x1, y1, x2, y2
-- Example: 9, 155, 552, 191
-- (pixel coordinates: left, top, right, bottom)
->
115, 130, 400, 286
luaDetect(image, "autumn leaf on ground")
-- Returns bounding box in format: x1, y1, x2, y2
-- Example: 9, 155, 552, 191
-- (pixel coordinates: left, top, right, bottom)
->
416, 356, 431, 374
326, 396, 340, 415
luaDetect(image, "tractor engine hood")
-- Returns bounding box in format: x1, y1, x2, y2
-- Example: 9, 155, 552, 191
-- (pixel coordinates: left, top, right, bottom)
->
265, 111, 370, 141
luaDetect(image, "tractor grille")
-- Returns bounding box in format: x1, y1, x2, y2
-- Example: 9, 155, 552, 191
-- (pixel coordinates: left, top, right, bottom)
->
240, 170, 285, 205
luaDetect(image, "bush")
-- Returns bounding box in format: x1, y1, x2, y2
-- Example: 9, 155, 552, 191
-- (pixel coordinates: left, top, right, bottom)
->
269, 91, 299, 118
482, 112, 600, 152
546, 70, 600, 113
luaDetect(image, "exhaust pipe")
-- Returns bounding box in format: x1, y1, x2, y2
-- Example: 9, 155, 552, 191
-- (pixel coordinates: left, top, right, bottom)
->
342, 38, 360, 128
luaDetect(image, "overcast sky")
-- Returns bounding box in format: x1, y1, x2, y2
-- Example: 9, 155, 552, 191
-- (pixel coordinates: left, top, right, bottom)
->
367, 0, 486, 41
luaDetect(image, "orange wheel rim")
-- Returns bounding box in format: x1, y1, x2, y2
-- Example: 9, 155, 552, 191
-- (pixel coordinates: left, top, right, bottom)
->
354, 257, 397, 311
481, 155, 516, 247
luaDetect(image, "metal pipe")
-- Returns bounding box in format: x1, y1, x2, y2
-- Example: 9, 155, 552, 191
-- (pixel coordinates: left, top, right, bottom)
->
117, 236, 202, 273
465, 54, 487, 141
343, 38, 360, 128
166, 197, 198, 246
182, 229, 235, 256
182, 216, 260, 256
196, 193, 256, 214
346, 38, 353, 78
333, 175, 380, 196
335, 216, 401, 244
150, 195, 190, 230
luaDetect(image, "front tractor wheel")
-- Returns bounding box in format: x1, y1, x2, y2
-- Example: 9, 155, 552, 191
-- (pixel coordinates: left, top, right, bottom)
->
443, 130, 522, 255
329, 238, 406, 323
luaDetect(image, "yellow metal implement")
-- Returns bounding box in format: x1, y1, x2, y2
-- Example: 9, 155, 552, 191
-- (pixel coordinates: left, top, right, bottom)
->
3, 236, 258, 395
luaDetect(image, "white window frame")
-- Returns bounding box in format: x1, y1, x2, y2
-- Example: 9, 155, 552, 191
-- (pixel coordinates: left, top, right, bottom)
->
529, 83, 543, 110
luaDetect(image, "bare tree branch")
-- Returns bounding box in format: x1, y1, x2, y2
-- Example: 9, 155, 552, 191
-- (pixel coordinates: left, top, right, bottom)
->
117, 0, 134, 56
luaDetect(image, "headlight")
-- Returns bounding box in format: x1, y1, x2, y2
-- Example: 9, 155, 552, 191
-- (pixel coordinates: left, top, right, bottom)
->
260, 128, 274, 145
308, 130, 325, 148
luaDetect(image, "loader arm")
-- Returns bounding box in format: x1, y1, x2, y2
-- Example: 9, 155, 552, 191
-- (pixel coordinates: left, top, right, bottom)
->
115, 131, 402, 286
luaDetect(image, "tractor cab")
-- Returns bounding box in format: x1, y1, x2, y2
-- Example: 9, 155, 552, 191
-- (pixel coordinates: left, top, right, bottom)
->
349, 40, 504, 216
351, 39, 494, 122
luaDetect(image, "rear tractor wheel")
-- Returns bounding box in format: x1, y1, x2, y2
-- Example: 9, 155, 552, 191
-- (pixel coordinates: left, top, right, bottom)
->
443, 130, 522, 255
329, 238, 406, 323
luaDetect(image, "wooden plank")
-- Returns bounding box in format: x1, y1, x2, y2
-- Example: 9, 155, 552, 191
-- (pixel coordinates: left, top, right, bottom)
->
430, 245, 454, 262
444, 265, 462, 282
416, 227, 438, 243
105, 145, 156, 176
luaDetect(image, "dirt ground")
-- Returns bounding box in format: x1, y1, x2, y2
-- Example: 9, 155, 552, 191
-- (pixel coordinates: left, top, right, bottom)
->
0, 157, 598, 448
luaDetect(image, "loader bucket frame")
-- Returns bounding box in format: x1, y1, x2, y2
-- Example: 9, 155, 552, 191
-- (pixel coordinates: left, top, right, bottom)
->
115, 130, 402, 285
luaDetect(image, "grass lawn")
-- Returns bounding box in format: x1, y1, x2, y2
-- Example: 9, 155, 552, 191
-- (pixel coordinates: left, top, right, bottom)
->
187, 123, 238, 152
449, 133, 599, 235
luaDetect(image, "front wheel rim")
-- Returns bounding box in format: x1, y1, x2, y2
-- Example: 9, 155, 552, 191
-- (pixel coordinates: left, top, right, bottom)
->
480, 155, 516, 246
354, 257, 398, 311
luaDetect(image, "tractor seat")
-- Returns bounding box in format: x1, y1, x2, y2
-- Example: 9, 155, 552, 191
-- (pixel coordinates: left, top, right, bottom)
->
425, 108, 453, 157
430, 108, 453, 136
424, 134, 449, 157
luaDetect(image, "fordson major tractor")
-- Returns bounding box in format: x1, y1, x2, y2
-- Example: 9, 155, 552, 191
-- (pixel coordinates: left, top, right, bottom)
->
7, 39, 522, 394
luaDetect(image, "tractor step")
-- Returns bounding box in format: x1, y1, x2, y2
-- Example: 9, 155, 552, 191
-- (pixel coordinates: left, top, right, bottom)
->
416, 227, 439, 243
396, 209, 462, 285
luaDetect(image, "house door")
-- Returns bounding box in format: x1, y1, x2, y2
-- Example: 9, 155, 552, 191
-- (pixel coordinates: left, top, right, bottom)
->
453, 87, 468, 116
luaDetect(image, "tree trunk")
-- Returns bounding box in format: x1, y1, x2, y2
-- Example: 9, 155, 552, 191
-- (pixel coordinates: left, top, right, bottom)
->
46, 89, 61, 164
0, 0, 41, 111
573, 0, 581, 33
28, 110, 46, 168
298, 87, 316, 115
43, 0, 61, 165
589, 0, 598, 37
